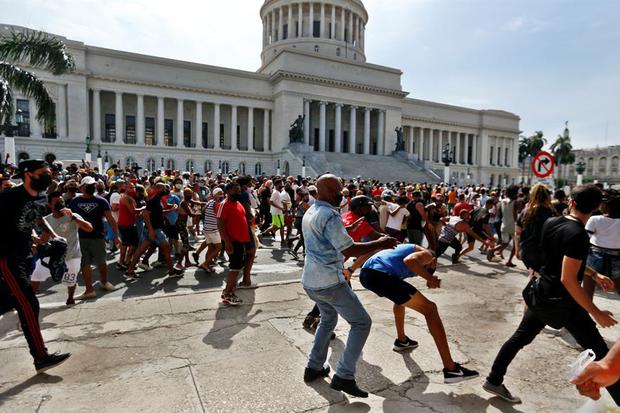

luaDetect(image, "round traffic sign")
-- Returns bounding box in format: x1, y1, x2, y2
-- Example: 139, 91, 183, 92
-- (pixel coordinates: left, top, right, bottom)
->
532, 151, 555, 179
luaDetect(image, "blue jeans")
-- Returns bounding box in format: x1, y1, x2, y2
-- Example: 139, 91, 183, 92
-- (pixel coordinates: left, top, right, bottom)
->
304, 282, 372, 380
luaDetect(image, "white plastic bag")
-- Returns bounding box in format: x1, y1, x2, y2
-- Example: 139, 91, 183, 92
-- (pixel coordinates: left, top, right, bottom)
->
569, 349, 620, 413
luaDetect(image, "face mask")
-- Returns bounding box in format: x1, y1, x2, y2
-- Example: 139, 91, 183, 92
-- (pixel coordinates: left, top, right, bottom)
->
84, 185, 96, 195
30, 174, 52, 191
333, 193, 344, 207
175, 184, 183, 190
53, 201, 65, 212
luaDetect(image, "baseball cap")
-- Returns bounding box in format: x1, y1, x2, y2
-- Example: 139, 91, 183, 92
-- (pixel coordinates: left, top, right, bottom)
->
212, 188, 224, 196
80, 176, 97, 186
12, 159, 48, 179
381, 190, 395, 199
349, 195, 374, 210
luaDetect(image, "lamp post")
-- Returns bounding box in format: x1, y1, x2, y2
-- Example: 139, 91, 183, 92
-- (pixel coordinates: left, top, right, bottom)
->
103, 151, 110, 172
160, 157, 165, 173
441, 143, 454, 184
302, 156, 306, 178
84, 136, 92, 163
96, 144, 103, 172
576, 160, 586, 186
277, 159, 281, 176
218, 160, 222, 175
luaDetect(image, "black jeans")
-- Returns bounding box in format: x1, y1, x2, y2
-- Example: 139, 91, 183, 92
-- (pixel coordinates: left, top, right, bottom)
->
435, 238, 462, 258
487, 306, 620, 405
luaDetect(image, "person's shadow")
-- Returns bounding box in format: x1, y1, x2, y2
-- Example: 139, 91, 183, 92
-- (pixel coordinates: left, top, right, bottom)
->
202, 289, 261, 350
0, 374, 62, 407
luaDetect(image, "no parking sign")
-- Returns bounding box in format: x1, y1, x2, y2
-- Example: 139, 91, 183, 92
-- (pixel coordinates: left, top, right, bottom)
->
532, 151, 555, 179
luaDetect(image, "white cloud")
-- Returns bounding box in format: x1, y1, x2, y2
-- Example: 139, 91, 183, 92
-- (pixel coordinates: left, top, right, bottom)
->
503, 16, 547, 32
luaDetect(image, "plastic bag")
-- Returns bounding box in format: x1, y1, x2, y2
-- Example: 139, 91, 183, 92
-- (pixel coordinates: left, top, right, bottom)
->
569, 349, 620, 413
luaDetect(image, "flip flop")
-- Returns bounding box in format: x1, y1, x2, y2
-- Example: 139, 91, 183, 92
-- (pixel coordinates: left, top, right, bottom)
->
237, 282, 258, 290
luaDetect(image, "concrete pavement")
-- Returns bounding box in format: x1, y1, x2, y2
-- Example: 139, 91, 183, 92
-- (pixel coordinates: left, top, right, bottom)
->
1, 253, 619, 412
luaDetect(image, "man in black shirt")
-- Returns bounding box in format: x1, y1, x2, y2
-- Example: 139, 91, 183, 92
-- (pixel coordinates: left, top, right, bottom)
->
0, 160, 71, 373
483, 185, 620, 405
406, 191, 426, 245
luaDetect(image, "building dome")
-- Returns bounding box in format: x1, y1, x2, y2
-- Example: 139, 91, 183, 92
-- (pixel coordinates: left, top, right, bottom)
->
260, 0, 368, 66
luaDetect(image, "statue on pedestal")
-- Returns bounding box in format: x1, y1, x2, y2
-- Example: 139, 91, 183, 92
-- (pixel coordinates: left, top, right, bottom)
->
394, 127, 405, 151
85, 136, 92, 153
289, 115, 305, 143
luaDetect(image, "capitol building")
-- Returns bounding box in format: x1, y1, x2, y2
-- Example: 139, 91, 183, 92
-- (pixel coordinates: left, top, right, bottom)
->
1, 0, 521, 185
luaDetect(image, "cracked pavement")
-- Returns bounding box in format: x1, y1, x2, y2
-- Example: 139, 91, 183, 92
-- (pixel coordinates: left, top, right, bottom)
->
0, 253, 619, 412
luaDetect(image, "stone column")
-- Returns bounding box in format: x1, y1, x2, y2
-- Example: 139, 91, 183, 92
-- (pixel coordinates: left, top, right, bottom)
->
288, 5, 293, 39
319, 101, 326, 152
474, 135, 480, 165
408, 126, 414, 154
56, 84, 68, 139
298, 3, 303, 37
334, 103, 342, 153
279, 7, 284, 41
429, 129, 434, 162
157, 97, 165, 147
363, 107, 371, 155
231, 105, 238, 150
349, 106, 357, 154
348, 10, 353, 43
247, 107, 254, 151
195, 101, 202, 148
419, 127, 425, 160
377, 110, 385, 155
271, 11, 276, 42
136, 94, 145, 145
340, 7, 345, 41
360, 18, 365, 49
176, 98, 184, 147
92, 89, 101, 143
263, 109, 270, 151
513, 137, 519, 169
303, 100, 310, 145
331, 4, 336, 39
455, 132, 461, 164
320, 2, 325, 38
114, 91, 123, 143
309, 3, 314, 36
213, 103, 221, 150
358, 16, 363, 47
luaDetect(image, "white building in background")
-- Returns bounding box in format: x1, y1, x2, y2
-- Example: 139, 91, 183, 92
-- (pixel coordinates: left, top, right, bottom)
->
1, 0, 521, 185
568, 146, 620, 185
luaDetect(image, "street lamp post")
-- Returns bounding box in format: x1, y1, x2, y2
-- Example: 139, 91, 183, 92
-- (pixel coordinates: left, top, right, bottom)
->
84, 136, 92, 163
277, 159, 281, 176
441, 143, 454, 184
96, 144, 103, 172
302, 157, 306, 178
576, 161, 586, 186
103, 151, 110, 172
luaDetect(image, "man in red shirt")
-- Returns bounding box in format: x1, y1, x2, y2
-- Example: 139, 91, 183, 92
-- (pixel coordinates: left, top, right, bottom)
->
217, 181, 252, 306
452, 194, 473, 217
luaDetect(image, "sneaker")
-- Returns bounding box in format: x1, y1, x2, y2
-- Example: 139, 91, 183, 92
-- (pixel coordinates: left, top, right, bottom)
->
124, 271, 141, 280
330, 375, 368, 398
152, 260, 167, 268
304, 364, 330, 383
35, 352, 71, 374
287, 250, 299, 260
100, 282, 116, 291
443, 363, 480, 384
138, 261, 152, 271
115, 263, 127, 271
451, 253, 460, 264
393, 336, 419, 352
222, 293, 242, 306
482, 380, 522, 404
168, 268, 185, 278
75, 291, 96, 301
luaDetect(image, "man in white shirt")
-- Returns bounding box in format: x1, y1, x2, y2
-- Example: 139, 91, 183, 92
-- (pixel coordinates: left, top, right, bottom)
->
385, 196, 410, 242
259, 179, 285, 242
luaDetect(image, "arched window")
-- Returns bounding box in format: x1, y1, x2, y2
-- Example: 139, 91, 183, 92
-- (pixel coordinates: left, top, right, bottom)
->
284, 161, 290, 176
125, 156, 136, 169
18, 152, 30, 161
599, 157, 607, 175
204, 160, 212, 174
587, 158, 594, 176
185, 159, 195, 173
612, 157, 619, 175
254, 162, 262, 176
166, 158, 176, 171
146, 158, 156, 172
221, 161, 229, 175
238, 162, 246, 175
44, 153, 56, 164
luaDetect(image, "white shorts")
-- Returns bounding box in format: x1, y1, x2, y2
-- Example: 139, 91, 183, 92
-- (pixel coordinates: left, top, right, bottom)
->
31, 257, 81, 283
203, 231, 221, 245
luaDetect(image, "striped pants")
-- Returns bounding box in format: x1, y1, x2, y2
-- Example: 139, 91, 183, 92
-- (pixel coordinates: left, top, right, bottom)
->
0, 257, 47, 361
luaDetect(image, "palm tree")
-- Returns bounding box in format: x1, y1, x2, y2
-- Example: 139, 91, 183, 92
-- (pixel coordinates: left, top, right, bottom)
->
0, 29, 75, 134
518, 135, 531, 183
551, 122, 575, 183
528, 131, 547, 155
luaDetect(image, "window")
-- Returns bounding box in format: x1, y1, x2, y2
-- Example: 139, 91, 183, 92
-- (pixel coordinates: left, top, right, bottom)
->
184, 120, 192, 147
125, 115, 136, 144
497, 147, 502, 166
284, 161, 290, 176
313, 21, 320, 37
125, 156, 136, 169
587, 158, 594, 175
202, 122, 209, 148
166, 158, 176, 170
44, 153, 56, 164
344, 28, 349, 42
353, 53, 357, 60
145, 117, 155, 145
164, 119, 174, 146
146, 158, 156, 172
204, 160, 212, 174
489, 146, 494, 165
254, 162, 262, 175
18, 151, 30, 161
236, 125, 241, 149
16, 99, 30, 137
104, 114, 116, 143
220, 124, 225, 148
612, 157, 619, 175
186, 159, 195, 172
238, 162, 246, 175
221, 161, 229, 174
505, 148, 510, 167
296, 21, 300, 37
283, 24, 288, 40
599, 157, 607, 175
336, 47, 341, 57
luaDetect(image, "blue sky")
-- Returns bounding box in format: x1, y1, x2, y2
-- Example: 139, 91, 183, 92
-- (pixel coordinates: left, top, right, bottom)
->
2, 0, 618, 149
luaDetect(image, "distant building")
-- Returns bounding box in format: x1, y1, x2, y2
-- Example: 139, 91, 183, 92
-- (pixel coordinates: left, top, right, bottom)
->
568, 145, 620, 185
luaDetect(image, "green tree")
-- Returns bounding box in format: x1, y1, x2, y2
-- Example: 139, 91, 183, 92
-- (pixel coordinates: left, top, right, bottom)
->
528, 131, 547, 155
0, 29, 75, 134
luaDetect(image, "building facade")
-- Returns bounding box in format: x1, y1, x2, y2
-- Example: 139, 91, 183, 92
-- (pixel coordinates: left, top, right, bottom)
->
568, 146, 620, 185
1, 0, 521, 185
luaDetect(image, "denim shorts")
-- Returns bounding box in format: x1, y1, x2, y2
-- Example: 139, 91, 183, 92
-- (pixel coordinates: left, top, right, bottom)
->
587, 248, 620, 280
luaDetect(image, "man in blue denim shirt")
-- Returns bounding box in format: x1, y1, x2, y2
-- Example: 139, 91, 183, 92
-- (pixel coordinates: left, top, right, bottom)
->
302, 174, 397, 398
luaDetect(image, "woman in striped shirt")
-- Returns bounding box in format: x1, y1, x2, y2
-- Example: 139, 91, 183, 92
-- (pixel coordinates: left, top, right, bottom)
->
193, 188, 224, 272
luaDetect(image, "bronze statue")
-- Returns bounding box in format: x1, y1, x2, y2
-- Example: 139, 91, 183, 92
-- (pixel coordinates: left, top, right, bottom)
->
394, 127, 405, 151
85, 136, 92, 153
289, 115, 305, 143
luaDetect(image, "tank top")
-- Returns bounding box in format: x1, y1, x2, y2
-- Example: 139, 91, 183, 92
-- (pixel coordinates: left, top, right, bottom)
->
439, 216, 463, 243
117, 195, 136, 226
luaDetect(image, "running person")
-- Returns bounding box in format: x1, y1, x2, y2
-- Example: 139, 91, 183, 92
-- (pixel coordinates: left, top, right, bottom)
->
0, 160, 71, 372
360, 244, 479, 383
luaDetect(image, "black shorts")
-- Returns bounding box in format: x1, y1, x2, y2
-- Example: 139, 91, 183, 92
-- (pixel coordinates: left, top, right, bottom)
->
164, 224, 179, 240
360, 268, 418, 305
229, 241, 254, 271
119, 225, 139, 247
467, 230, 487, 244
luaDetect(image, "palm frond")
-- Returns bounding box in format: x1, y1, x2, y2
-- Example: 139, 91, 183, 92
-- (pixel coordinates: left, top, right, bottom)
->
0, 76, 14, 127
0, 30, 75, 75
0, 63, 55, 130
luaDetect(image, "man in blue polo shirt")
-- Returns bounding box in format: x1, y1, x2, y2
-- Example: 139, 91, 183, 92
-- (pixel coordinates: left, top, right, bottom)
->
360, 244, 479, 384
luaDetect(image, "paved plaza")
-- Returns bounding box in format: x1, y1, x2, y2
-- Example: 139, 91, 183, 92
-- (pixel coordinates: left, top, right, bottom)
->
1, 248, 618, 413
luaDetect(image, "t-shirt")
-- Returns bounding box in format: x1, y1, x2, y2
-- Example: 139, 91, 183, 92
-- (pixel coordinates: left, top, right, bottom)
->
45, 213, 82, 260
516, 206, 554, 271
386, 203, 410, 230
0, 185, 48, 263
586, 215, 620, 250
70, 195, 111, 239
363, 244, 418, 280
280, 190, 291, 212
109, 192, 121, 222
470, 207, 490, 234
146, 195, 165, 230
165, 193, 181, 225
217, 199, 250, 243
453, 201, 473, 217
341, 211, 374, 242
202, 199, 220, 233
270, 190, 283, 215
539, 216, 590, 300
447, 191, 457, 205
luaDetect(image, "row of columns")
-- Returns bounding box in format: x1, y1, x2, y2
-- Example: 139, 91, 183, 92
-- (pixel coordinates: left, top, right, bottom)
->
303, 100, 385, 155
91, 89, 270, 151
264, 2, 365, 47
403, 126, 480, 165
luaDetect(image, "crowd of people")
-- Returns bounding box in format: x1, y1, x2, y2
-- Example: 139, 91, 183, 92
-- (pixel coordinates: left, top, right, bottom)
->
0, 158, 619, 407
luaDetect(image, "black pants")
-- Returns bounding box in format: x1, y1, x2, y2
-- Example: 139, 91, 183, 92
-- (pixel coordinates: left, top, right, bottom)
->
487, 306, 620, 405
0, 257, 48, 362
436, 238, 462, 258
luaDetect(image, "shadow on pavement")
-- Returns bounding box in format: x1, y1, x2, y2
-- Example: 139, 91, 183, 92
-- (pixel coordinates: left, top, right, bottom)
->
0, 374, 62, 406
202, 289, 261, 349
